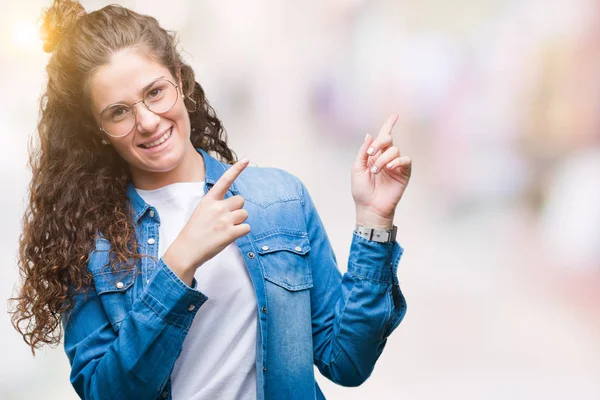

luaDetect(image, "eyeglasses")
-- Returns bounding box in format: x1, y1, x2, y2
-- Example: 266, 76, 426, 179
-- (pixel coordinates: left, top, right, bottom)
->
99, 78, 179, 138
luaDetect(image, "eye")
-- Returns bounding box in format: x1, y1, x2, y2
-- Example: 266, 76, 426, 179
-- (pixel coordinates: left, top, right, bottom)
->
111, 107, 128, 118
147, 88, 162, 99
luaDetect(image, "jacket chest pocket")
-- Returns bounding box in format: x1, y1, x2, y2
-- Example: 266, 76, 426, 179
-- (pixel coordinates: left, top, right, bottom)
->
254, 231, 313, 291
92, 268, 136, 331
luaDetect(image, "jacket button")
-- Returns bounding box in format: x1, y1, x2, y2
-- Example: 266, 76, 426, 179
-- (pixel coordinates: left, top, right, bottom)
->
188, 304, 196, 311
248, 252, 255, 258
161, 390, 168, 398
261, 245, 269, 251
116, 282, 124, 289
148, 238, 156, 245
261, 306, 267, 314
263, 366, 267, 372
294, 246, 302, 252
149, 210, 155, 218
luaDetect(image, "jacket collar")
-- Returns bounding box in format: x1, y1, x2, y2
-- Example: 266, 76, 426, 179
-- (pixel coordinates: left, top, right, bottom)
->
126, 147, 237, 222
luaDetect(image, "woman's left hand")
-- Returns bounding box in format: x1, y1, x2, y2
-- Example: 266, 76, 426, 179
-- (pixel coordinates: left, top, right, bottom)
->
351, 114, 412, 229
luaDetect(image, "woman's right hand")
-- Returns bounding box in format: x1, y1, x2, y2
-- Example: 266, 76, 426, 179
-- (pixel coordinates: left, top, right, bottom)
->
162, 158, 251, 286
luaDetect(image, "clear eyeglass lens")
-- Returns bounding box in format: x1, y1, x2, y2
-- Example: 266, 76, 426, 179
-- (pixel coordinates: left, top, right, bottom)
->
144, 80, 178, 114
100, 79, 178, 137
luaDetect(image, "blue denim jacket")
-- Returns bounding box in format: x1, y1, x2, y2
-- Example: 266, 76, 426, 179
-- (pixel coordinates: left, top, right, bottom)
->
62, 147, 407, 400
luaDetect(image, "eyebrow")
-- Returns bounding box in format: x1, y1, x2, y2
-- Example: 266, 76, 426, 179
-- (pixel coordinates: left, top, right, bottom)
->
100, 76, 166, 114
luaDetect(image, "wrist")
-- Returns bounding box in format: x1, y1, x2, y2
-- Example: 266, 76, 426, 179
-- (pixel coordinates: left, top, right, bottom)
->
163, 241, 195, 286
355, 207, 394, 230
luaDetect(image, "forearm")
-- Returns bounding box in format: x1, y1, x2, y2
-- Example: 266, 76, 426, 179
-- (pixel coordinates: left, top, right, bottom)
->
65, 259, 208, 399
297, 174, 407, 386
69, 305, 184, 399
312, 233, 406, 386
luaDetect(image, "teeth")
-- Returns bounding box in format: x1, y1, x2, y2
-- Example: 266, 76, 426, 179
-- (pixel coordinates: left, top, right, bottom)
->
141, 129, 172, 149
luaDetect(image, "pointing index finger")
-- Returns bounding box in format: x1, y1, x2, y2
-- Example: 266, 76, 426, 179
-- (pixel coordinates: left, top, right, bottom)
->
209, 158, 250, 199
367, 114, 399, 156
379, 114, 398, 137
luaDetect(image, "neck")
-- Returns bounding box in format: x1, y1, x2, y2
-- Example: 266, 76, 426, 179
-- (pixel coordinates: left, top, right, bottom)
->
131, 143, 205, 190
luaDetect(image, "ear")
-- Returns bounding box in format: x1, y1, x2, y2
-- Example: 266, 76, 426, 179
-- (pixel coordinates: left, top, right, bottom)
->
93, 130, 110, 145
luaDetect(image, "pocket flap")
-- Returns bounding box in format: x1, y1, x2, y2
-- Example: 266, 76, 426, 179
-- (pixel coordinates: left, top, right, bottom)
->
254, 231, 312, 291
93, 268, 136, 294
255, 232, 311, 255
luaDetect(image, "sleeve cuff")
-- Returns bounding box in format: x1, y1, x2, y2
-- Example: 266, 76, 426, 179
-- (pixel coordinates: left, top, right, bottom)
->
141, 258, 208, 330
347, 232, 404, 284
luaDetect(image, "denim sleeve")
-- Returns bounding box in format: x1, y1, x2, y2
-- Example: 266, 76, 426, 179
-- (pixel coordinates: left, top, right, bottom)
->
63, 258, 208, 400
296, 177, 407, 387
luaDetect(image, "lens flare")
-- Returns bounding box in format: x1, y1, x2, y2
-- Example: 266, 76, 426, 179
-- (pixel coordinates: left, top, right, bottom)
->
11, 19, 41, 50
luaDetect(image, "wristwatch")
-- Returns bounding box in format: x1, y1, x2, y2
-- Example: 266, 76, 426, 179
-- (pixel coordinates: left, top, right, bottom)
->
354, 224, 397, 243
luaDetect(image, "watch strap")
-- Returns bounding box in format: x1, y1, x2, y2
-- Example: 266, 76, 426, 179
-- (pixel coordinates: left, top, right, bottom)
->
354, 224, 397, 243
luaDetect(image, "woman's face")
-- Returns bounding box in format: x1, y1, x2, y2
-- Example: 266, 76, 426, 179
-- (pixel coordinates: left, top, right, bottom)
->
88, 48, 192, 182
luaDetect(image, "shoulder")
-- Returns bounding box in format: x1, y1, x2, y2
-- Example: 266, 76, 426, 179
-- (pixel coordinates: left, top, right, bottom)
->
221, 161, 307, 206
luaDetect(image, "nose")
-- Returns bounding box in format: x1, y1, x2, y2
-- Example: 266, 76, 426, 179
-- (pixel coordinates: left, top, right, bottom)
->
134, 102, 161, 134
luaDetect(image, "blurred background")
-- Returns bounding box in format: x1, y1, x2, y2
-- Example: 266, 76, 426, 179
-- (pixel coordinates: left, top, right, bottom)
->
1, 0, 599, 399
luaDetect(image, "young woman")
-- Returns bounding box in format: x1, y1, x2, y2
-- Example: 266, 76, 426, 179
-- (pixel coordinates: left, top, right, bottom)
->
11, 1, 412, 399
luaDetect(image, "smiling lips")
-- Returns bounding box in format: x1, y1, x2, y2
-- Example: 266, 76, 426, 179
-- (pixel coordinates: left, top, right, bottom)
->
139, 127, 173, 149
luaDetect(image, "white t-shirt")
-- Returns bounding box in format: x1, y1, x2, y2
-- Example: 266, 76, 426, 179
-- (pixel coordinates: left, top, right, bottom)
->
135, 182, 257, 400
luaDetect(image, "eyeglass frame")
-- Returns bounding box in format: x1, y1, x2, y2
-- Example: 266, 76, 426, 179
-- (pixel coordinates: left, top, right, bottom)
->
98, 77, 180, 138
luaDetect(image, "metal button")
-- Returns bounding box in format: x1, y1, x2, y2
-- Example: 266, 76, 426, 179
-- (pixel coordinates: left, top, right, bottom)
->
263, 366, 267, 372
188, 304, 196, 311
294, 246, 302, 252
261, 306, 267, 314
261, 245, 269, 251
248, 252, 255, 258
147, 238, 156, 245
116, 281, 124, 289
146, 279, 150, 285
149, 210, 155, 218
161, 391, 168, 399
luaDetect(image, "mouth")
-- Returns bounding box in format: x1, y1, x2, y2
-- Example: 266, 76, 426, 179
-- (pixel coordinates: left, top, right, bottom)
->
138, 127, 173, 150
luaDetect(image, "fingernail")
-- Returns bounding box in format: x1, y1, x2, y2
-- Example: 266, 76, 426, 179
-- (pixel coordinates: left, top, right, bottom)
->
371, 165, 378, 174
364, 133, 369, 142
367, 147, 375, 155
241, 158, 249, 164
386, 161, 395, 169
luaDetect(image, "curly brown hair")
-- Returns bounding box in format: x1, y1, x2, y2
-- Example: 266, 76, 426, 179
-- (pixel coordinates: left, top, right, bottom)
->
9, 0, 237, 354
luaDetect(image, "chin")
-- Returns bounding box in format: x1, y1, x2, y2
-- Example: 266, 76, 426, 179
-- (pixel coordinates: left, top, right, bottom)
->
141, 153, 181, 171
